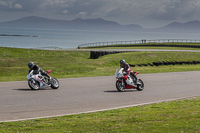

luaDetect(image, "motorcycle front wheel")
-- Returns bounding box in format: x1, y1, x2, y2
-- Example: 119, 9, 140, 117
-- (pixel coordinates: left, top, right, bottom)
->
28, 79, 40, 90
116, 80, 125, 92
136, 79, 144, 91
50, 78, 59, 89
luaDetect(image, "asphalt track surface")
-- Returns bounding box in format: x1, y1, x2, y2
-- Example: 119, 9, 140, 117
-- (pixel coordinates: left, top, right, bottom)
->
0, 71, 200, 122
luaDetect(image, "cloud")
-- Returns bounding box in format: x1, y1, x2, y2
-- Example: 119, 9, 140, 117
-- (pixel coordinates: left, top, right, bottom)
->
0, 1, 7, 7
39, 0, 71, 9
77, 11, 87, 17
13, 3, 22, 9
148, 0, 200, 21
1, 0, 200, 27
62, 9, 69, 14
0, 0, 22, 10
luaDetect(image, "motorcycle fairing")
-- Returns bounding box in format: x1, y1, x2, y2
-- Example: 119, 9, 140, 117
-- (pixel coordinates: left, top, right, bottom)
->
46, 70, 52, 74
135, 72, 139, 75
125, 76, 137, 88
126, 84, 136, 89
119, 75, 137, 89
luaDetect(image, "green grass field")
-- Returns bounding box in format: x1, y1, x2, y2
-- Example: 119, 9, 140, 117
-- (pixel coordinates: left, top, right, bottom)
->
0, 46, 200, 132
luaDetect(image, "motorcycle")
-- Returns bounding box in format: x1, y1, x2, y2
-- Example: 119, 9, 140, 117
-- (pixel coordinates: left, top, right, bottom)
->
27, 70, 59, 90
115, 68, 144, 92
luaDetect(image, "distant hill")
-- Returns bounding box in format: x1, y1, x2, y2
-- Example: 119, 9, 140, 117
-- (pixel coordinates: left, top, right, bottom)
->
0, 16, 143, 31
152, 20, 200, 33
1, 16, 200, 32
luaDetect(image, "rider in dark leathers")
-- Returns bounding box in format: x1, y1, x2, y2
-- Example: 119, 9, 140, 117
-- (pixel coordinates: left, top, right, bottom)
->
28, 62, 50, 78
120, 59, 138, 84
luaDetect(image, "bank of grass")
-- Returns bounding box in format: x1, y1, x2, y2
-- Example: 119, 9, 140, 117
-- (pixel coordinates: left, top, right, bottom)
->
0, 97, 199, 133
0, 47, 200, 81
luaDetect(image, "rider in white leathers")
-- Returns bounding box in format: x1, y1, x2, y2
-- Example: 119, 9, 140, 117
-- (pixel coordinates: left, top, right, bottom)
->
119, 59, 138, 84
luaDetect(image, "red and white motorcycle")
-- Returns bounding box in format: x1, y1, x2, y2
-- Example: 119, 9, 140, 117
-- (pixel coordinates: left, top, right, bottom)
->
27, 70, 59, 90
115, 68, 144, 92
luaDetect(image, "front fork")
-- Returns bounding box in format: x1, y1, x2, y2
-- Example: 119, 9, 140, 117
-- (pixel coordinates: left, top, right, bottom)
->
117, 78, 125, 87
31, 78, 36, 84
121, 79, 125, 86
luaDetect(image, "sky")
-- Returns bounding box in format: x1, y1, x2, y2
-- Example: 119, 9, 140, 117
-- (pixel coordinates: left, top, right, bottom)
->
0, 0, 200, 28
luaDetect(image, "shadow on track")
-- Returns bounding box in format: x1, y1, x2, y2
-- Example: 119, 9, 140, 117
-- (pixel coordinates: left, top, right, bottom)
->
13, 88, 54, 91
104, 89, 137, 93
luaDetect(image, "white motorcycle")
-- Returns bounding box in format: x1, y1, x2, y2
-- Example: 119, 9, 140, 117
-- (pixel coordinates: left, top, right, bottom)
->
27, 70, 59, 90
115, 68, 144, 92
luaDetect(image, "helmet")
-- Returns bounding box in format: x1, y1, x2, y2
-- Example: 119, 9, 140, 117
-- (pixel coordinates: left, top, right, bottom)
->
28, 62, 34, 69
119, 59, 126, 65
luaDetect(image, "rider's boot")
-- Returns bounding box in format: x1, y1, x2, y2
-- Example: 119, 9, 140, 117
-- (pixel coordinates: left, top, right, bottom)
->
131, 74, 140, 85
136, 80, 141, 85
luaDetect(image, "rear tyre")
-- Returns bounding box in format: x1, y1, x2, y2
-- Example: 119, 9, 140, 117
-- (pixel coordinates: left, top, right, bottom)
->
136, 79, 144, 91
116, 80, 125, 92
50, 78, 59, 89
28, 79, 40, 90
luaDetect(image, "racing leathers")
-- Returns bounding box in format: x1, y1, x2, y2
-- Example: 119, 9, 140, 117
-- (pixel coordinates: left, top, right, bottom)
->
120, 63, 138, 84
29, 65, 50, 78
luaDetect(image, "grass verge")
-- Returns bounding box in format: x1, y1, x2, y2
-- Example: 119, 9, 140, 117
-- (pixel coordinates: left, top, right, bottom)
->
0, 97, 199, 133
0, 47, 199, 132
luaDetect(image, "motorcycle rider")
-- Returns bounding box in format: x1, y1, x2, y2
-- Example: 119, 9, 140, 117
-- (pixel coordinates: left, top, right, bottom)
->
28, 62, 50, 79
119, 59, 138, 84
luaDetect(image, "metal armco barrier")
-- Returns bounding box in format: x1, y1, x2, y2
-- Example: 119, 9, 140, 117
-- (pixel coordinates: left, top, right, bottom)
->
78, 39, 200, 48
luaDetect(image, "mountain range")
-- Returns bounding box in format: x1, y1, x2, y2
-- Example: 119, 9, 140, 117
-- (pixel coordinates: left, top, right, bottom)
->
0, 16, 143, 31
151, 20, 200, 33
0, 16, 200, 32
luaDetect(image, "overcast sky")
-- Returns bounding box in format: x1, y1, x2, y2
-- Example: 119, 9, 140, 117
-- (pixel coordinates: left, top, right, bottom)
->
0, 0, 200, 28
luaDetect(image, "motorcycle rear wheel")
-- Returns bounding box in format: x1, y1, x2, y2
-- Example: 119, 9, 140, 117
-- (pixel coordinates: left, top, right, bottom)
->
28, 79, 40, 90
50, 78, 59, 89
136, 79, 144, 91
116, 80, 125, 92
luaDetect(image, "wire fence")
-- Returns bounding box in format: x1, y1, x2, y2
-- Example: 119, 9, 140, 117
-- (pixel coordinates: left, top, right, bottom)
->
78, 39, 200, 48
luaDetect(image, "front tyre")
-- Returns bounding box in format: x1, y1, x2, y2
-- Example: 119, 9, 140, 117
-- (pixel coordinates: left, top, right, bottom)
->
28, 79, 40, 90
116, 80, 125, 92
136, 79, 144, 91
50, 78, 59, 89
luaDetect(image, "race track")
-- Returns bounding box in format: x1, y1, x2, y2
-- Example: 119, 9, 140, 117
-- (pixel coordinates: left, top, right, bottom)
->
0, 71, 200, 122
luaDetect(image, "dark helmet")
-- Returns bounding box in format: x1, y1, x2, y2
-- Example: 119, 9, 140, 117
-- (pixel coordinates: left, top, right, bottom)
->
28, 62, 34, 69
119, 59, 126, 65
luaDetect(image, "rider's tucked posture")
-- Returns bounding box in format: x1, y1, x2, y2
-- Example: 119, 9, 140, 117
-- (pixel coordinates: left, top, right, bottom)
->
28, 62, 50, 79
120, 59, 138, 84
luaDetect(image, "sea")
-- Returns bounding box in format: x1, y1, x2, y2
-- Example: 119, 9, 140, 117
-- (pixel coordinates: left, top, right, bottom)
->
1, 27, 200, 49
